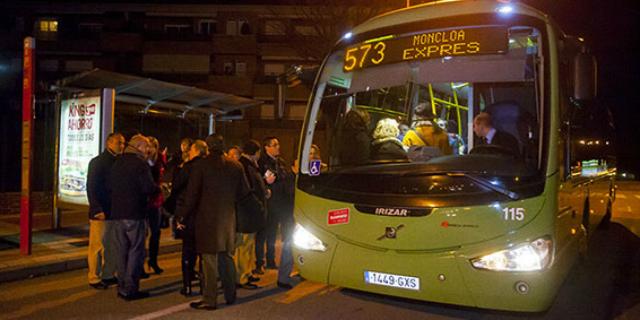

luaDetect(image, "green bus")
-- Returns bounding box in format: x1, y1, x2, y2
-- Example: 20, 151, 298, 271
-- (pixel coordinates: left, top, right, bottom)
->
291, 0, 616, 312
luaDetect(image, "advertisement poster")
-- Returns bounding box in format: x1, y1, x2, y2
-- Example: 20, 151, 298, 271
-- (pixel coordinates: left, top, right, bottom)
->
58, 94, 102, 205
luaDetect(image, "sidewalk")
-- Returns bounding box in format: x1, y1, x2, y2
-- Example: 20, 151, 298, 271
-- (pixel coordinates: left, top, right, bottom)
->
0, 211, 180, 283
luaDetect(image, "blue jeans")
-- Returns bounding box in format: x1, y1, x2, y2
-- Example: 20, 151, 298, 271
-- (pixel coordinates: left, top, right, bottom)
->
277, 215, 295, 284
114, 219, 146, 295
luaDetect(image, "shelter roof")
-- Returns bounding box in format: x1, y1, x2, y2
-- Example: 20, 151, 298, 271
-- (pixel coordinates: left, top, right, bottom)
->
56, 69, 262, 115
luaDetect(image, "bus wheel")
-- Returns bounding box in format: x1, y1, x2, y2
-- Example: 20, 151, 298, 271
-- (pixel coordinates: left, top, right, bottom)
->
599, 199, 612, 230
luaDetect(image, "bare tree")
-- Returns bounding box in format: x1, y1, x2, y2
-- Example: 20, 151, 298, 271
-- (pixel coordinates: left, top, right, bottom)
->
268, 0, 402, 62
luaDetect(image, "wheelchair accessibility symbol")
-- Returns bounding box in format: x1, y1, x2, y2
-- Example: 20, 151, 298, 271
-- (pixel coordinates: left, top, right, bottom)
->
309, 160, 321, 176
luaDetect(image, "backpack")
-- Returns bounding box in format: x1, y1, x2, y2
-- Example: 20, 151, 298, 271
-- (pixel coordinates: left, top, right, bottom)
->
407, 129, 443, 162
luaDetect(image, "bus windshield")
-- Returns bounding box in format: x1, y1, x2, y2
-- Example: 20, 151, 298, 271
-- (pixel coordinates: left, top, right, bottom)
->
301, 25, 545, 203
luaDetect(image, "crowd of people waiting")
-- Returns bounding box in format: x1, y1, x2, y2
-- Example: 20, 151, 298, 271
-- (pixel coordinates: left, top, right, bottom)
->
86, 132, 296, 310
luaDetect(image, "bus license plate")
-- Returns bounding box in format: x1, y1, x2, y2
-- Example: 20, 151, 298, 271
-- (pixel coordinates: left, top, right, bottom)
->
364, 271, 420, 291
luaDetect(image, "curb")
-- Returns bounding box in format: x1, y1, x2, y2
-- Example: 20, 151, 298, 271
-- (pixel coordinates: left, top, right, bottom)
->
0, 242, 181, 283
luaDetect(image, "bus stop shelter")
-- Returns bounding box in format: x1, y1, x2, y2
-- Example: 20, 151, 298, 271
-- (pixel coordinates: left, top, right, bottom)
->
50, 68, 262, 225
55, 68, 262, 134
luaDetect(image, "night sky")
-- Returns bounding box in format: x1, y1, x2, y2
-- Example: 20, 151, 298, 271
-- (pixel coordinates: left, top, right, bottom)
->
521, 0, 640, 175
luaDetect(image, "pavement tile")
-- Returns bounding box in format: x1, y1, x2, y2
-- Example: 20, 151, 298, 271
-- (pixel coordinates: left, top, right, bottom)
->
0, 213, 180, 283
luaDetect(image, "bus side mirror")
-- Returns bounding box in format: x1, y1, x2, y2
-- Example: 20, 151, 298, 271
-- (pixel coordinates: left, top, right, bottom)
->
573, 53, 597, 101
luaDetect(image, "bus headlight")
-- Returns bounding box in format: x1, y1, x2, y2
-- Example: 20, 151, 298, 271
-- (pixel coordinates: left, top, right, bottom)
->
471, 237, 552, 271
293, 224, 327, 252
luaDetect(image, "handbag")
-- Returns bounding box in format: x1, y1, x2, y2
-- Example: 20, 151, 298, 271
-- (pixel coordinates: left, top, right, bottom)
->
236, 192, 266, 233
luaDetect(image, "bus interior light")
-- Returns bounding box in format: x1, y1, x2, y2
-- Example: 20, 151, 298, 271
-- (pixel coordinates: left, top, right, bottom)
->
471, 237, 552, 271
293, 224, 327, 252
343, 32, 353, 40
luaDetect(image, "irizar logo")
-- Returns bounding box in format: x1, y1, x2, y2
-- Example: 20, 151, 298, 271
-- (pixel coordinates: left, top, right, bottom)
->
375, 207, 409, 216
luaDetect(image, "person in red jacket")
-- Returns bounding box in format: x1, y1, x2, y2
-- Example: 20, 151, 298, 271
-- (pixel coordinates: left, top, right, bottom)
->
146, 136, 166, 275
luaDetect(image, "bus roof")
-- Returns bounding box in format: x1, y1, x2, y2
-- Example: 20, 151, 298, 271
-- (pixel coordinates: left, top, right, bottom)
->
347, 0, 551, 39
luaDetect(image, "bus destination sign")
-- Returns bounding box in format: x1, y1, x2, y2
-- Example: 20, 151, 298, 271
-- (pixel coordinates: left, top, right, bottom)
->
343, 26, 508, 72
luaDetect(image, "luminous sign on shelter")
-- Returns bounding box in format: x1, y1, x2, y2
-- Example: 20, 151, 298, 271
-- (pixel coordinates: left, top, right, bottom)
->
58, 94, 102, 205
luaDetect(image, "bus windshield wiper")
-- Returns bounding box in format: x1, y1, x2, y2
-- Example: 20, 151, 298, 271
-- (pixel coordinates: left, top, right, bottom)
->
447, 172, 520, 200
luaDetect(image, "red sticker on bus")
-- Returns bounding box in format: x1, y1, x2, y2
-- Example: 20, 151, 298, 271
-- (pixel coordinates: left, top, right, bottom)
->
328, 208, 350, 225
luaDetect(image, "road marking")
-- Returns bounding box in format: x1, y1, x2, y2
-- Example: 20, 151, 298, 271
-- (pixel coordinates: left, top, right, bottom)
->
634, 195, 640, 200
617, 194, 627, 199
318, 286, 340, 296
128, 301, 193, 320
274, 280, 329, 304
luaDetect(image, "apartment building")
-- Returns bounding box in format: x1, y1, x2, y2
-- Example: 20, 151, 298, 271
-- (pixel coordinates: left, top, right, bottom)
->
1, 2, 329, 197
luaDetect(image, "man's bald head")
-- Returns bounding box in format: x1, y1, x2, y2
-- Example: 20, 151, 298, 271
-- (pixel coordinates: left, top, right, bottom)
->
473, 112, 493, 138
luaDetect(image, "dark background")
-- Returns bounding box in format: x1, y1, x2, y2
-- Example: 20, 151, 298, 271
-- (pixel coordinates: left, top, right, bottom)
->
0, 0, 638, 194
522, 0, 640, 175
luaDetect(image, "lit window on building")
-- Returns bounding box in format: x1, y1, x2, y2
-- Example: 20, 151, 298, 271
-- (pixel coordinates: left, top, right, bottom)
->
39, 19, 58, 32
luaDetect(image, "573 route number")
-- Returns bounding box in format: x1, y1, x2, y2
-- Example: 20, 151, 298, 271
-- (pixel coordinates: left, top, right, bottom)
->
344, 42, 386, 71
503, 207, 525, 221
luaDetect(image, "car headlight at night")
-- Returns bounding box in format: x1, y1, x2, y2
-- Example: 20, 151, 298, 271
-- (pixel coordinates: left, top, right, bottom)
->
293, 224, 326, 252
471, 237, 552, 271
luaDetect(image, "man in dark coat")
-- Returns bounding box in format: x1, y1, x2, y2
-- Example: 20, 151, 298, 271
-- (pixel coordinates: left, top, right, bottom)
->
87, 132, 124, 289
110, 134, 159, 301
177, 134, 250, 310
236, 139, 268, 289
473, 112, 520, 156
257, 136, 296, 289
338, 108, 371, 165
168, 139, 208, 296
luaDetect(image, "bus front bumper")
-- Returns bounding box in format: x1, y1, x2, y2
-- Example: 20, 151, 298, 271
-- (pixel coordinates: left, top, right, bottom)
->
294, 238, 562, 312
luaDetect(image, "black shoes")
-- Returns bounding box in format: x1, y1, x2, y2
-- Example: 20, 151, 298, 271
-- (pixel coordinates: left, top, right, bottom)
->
118, 291, 150, 301
89, 281, 108, 290
266, 262, 278, 270
238, 282, 260, 290
252, 267, 265, 275
140, 271, 151, 279
277, 282, 293, 290
180, 286, 192, 296
149, 263, 164, 274
247, 275, 260, 283
190, 301, 216, 310
102, 278, 118, 286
